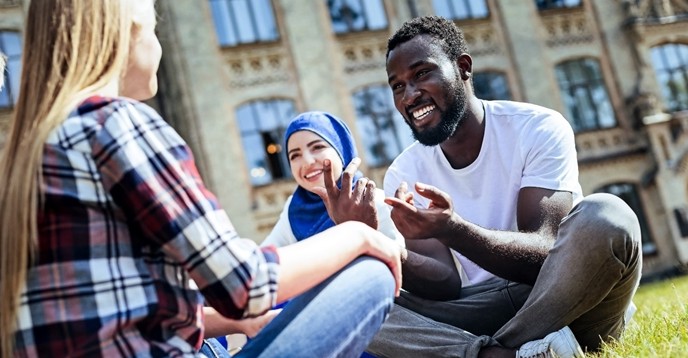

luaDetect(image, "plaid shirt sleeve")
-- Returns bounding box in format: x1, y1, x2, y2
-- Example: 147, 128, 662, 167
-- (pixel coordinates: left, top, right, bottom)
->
91, 98, 279, 319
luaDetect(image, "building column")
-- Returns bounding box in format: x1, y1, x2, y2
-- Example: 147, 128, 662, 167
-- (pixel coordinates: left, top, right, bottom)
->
492, 1, 559, 107
278, 0, 351, 115
156, 0, 257, 238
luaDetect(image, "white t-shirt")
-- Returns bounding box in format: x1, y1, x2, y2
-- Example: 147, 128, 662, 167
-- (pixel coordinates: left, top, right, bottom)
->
261, 187, 405, 248
384, 100, 582, 285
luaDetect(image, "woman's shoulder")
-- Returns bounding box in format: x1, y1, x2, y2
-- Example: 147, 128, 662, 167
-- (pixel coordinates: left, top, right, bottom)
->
371, 187, 405, 246
74, 95, 161, 124
57, 95, 184, 155
372, 188, 387, 200
372, 188, 391, 212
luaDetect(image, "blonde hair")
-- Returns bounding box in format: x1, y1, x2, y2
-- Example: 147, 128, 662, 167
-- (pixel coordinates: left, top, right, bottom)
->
0, 0, 153, 355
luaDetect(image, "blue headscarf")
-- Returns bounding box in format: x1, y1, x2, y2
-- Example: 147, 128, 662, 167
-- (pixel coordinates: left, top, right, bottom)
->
285, 111, 363, 241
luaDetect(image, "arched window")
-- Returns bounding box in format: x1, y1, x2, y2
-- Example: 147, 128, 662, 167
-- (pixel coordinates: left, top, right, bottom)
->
327, 0, 387, 34
0, 31, 21, 108
650, 43, 688, 112
596, 183, 657, 255
209, 0, 279, 47
473, 72, 512, 101
236, 99, 296, 186
432, 0, 489, 20
555, 58, 616, 132
352, 85, 414, 167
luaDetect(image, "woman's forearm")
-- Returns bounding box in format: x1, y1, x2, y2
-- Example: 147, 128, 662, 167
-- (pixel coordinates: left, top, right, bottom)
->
275, 221, 401, 303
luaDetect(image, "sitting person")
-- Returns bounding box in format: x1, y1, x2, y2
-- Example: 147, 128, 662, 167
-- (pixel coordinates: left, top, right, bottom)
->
0, 1, 402, 357
202, 111, 409, 355
366, 15, 642, 358
262, 111, 405, 248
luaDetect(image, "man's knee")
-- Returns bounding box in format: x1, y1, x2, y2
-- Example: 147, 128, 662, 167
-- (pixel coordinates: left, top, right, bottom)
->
561, 193, 642, 254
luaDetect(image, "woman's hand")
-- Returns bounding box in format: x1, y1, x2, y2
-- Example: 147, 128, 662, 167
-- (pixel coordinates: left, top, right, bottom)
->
355, 222, 403, 296
312, 158, 379, 230
236, 309, 282, 338
203, 308, 282, 339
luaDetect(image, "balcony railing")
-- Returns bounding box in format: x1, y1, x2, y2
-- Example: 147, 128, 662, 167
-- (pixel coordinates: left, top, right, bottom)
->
0, 0, 20, 7
576, 127, 648, 164
623, 0, 688, 26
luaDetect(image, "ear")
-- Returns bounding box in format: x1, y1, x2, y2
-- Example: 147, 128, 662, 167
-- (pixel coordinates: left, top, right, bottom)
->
456, 53, 473, 81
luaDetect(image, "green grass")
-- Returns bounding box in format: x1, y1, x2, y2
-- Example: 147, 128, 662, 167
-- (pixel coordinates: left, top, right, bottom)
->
590, 274, 688, 357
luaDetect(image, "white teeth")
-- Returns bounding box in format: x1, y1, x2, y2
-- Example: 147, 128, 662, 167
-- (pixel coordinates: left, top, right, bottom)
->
413, 105, 435, 120
304, 170, 322, 179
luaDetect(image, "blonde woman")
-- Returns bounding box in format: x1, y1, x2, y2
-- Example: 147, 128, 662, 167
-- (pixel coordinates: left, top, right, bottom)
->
0, 1, 401, 357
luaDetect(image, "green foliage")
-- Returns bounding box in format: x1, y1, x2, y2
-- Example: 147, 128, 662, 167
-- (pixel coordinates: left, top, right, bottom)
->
590, 275, 688, 357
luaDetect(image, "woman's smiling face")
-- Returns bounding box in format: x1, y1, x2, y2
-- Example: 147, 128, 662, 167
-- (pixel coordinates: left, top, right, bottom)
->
287, 130, 344, 193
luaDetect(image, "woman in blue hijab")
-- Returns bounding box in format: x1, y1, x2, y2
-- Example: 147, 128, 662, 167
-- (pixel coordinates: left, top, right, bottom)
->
202, 111, 404, 356
262, 111, 404, 247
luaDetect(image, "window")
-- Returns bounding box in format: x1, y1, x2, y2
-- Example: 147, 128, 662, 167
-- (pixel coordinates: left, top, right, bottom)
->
674, 207, 688, 238
209, 0, 278, 46
650, 43, 688, 112
432, 0, 489, 20
535, 0, 581, 10
236, 99, 296, 186
0, 31, 21, 108
352, 85, 414, 167
555, 58, 616, 132
473, 72, 511, 100
328, 0, 388, 34
596, 183, 657, 255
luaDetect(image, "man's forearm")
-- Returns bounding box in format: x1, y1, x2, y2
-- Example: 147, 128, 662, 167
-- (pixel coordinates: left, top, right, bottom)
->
438, 218, 552, 285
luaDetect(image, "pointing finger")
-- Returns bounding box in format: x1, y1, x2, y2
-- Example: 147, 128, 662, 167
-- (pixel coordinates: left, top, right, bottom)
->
415, 182, 452, 209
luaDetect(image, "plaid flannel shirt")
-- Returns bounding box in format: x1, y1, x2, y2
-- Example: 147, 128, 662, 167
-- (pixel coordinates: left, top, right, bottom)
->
13, 96, 280, 357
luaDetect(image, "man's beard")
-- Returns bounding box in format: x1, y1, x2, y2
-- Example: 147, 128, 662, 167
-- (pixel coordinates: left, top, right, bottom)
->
410, 85, 467, 146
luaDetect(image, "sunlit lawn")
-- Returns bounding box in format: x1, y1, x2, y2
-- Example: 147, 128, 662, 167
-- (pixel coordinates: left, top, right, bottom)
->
590, 274, 688, 357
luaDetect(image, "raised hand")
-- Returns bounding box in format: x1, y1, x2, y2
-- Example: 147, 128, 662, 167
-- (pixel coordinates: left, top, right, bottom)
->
384, 181, 458, 240
312, 157, 379, 229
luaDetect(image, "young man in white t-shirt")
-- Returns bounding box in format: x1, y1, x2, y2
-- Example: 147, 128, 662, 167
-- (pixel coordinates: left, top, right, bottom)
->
365, 15, 642, 358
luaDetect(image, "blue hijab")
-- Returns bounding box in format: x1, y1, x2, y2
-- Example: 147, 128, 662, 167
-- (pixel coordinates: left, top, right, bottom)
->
285, 111, 363, 241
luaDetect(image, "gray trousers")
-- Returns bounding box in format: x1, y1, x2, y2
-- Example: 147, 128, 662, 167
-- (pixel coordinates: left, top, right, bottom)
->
367, 193, 643, 358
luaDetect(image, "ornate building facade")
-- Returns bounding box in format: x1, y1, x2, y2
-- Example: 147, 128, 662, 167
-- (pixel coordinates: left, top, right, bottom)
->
0, 0, 687, 279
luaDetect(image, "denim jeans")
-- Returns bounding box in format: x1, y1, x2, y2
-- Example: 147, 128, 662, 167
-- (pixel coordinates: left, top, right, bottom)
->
218, 256, 395, 358
200, 337, 232, 358
367, 193, 643, 358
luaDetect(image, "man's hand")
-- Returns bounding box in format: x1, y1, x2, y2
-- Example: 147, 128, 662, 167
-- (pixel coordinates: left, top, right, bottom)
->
312, 157, 379, 229
384, 181, 458, 240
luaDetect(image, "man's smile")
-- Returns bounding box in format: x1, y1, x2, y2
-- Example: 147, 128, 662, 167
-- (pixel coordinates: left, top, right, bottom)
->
412, 104, 436, 121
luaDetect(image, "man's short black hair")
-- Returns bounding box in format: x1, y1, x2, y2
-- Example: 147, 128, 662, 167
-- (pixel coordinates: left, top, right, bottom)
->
386, 15, 469, 61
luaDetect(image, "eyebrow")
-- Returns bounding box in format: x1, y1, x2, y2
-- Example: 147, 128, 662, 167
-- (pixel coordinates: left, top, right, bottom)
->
288, 139, 325, 155
388, 59, 431, 83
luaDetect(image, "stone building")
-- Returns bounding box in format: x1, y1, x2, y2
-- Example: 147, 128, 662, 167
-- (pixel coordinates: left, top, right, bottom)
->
0, 0, 686, 279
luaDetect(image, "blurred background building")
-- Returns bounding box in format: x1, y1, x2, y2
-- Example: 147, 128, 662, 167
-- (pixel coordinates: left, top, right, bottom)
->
0, 0, 687, 280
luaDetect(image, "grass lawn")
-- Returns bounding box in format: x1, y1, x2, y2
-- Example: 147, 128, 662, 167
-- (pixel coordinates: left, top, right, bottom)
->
590, 273, 688, 357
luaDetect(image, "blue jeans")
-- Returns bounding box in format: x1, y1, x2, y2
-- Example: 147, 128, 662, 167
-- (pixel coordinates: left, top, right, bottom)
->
219, 256, 395, 358
200, 337, 231, 358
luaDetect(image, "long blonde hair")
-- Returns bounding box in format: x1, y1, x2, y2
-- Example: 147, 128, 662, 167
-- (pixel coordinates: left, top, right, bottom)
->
0, 0, 150, 355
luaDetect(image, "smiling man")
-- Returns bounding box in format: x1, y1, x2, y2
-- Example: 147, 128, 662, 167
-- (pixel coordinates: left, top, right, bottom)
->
366, 16, 643, 358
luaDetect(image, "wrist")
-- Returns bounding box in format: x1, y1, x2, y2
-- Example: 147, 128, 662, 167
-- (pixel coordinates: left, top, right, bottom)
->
437, 212, 463, 240
347, 221, 372, 252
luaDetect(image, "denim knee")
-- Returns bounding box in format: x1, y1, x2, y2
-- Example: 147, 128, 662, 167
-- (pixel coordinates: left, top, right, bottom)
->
352, 257, 396, 305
